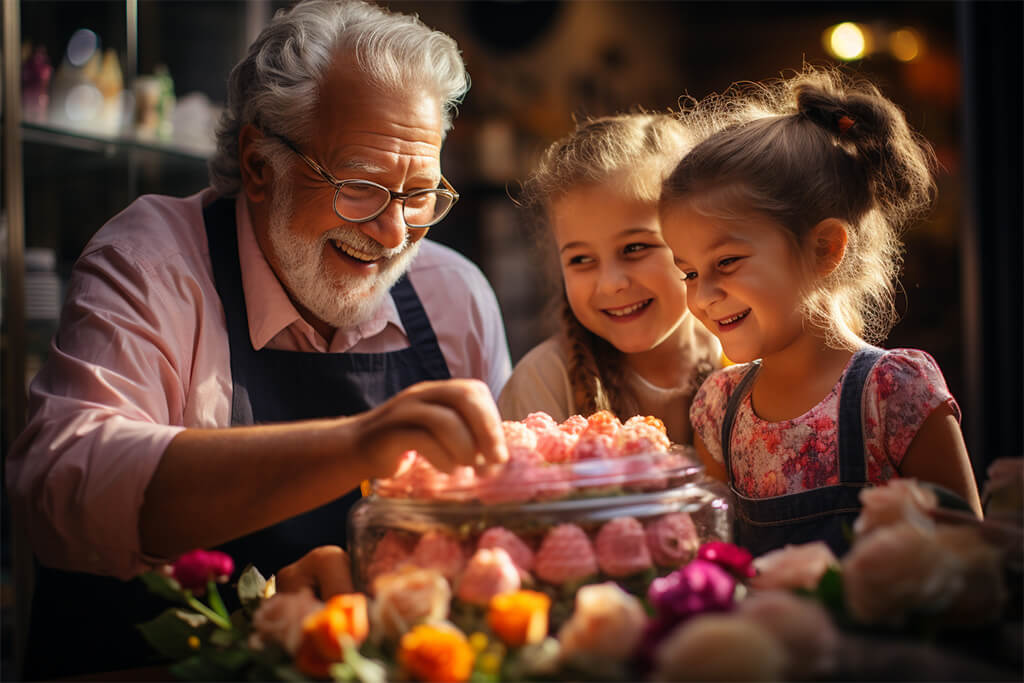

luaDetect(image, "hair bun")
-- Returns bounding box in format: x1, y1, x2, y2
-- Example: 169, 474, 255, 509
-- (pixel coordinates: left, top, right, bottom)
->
796, 86, 856, 138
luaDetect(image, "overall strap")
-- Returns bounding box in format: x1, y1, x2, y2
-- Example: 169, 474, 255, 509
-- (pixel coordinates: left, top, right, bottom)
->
721, 360, 762, 474
837, 346, 885, 483
390, 274, 451, 380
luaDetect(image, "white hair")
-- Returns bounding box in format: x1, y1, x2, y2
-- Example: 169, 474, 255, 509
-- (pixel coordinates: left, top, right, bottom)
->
208, 0, 470, 196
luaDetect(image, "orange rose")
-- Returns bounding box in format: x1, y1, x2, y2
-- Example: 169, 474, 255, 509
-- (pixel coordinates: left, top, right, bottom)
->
398, 623, 475, 683
487, 590, 551, 647
295, 593, 369, 678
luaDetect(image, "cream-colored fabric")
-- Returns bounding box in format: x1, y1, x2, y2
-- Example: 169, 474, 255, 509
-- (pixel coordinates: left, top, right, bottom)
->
498, 334, 716, 446
498, 337, 576, 423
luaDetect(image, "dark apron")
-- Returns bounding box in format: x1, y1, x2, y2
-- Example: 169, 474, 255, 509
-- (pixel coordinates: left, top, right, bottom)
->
722, 347, 883, 558
23, 196, 450, 678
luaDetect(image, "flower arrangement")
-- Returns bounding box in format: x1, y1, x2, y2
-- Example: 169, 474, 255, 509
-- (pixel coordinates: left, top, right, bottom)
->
138, 454, 1022, 681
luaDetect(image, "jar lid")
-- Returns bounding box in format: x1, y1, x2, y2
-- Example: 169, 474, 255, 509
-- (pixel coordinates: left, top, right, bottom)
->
372, 411, 704, 505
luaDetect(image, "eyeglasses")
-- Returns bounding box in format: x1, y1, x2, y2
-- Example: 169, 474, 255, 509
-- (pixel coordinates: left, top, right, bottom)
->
268, 132, 460, 228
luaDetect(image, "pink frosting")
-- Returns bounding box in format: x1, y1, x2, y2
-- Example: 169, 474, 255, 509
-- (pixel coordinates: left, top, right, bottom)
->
412, 530, 467, 584
455, 548, 522, 606
594, 517, 653, 577
477, 526, 535, 573
645, 512, 700, 568
534, 524, 598, 585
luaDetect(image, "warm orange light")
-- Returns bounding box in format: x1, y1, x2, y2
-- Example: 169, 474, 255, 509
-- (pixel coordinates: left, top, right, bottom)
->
889, 27, 924, 62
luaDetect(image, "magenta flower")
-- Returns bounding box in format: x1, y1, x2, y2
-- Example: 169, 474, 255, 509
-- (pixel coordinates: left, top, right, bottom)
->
646, 559, 737, 620
697, 541, 756, 578
172, 549, 234, 593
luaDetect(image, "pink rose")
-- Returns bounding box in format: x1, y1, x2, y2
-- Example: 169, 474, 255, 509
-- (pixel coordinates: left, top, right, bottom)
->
933, 525, 1007, 627
534, 524, 598, 585
558, 582, 647, 662
854, 478, 938, 538
841, 520, 960, 626
645, 513, 700, 568
172, 549, 234, 594
250, 587, 324, 655
594, 517, 653, 577
697, 541, 755, 578
371, 567, 451, 641
736, 590, 840, 679
455, 548, 522, 606
365, 531, 415, 590
654, 614, 786, 683
412, 530, 467, 584
750, 541, 838, 591
477, 526, 535, 573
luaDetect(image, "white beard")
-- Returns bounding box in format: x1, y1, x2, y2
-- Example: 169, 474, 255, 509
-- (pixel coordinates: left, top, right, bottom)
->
265, 180, 421, 329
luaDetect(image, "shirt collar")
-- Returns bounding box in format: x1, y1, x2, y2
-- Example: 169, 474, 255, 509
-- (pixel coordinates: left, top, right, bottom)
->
234, 197, 405, 351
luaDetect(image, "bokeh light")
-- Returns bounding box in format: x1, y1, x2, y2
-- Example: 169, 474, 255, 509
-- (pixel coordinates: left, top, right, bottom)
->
889, 27, 924, 62
825, 22, 866, 61
66, 28, 99, 67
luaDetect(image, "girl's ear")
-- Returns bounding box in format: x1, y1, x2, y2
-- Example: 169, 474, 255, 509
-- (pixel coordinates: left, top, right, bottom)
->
808, 218, 848, 276
239, 123, 272, 203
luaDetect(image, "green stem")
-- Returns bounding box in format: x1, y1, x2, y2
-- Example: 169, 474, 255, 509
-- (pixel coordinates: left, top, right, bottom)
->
206, 579, 231, 623
184, 591, 232, 631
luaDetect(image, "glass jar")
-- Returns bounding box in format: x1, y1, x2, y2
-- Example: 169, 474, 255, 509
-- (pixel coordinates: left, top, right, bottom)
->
347, 445, 733, 601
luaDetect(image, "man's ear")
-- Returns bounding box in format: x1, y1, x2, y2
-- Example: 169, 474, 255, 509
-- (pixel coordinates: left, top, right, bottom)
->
807, 218, 848, 276
239, 123, 272, 203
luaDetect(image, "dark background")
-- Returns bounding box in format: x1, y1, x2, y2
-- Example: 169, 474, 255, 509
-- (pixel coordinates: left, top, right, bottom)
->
3, 0, 1021, 676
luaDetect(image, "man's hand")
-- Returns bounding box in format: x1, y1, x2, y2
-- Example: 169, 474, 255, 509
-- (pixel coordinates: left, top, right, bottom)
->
351, 378, 509, 477
276, 545, 354, 599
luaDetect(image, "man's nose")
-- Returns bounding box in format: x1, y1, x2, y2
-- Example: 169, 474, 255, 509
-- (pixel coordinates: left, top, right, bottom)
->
358, 200, 406, 250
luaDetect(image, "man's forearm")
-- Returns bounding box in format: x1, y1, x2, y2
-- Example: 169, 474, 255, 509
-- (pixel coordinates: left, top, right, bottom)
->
138, 418, 372, 559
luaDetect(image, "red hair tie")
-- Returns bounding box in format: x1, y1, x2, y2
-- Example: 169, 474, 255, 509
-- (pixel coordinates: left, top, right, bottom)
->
837, 115, 856, 135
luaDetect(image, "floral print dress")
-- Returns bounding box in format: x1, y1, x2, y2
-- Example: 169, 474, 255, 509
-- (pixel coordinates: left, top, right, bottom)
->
690, 349, 959, 498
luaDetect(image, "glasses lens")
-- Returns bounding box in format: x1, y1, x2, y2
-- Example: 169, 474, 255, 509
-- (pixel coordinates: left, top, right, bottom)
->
335, 181, 390, 221
404, 191, 454, 228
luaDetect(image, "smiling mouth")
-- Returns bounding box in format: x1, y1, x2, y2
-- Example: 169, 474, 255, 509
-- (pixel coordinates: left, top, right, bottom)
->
604, 299, 652, 318
331, 239, 380, 264
716, 309, 750, 327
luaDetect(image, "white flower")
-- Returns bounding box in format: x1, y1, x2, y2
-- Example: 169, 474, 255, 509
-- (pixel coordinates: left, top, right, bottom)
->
750, 541, 838, 591
557, 582, 647, 662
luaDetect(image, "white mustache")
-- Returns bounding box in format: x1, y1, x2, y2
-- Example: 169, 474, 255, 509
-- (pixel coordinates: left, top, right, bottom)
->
322, 227, 409, 260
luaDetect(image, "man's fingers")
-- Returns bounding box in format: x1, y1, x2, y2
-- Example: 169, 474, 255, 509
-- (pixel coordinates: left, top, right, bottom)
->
276, 545, 353, 599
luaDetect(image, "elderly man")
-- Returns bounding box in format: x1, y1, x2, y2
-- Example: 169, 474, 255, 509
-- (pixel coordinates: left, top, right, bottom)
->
7, 0, 510, 676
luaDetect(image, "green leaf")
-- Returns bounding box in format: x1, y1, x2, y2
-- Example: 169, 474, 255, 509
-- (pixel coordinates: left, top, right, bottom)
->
203, 646, 252, 673
237, 564, 268, 615
137, 608, 211, 659
139, 571, 187, 603
169, 654, 231, 681
814, 566, 845, 612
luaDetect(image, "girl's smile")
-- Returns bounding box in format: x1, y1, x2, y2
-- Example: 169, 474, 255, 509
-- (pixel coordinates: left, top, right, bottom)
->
552, 184, 688, 356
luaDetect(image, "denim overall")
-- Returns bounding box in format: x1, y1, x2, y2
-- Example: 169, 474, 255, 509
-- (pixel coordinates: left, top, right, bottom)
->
24, 197, 450, 678
722, 347, 884, 558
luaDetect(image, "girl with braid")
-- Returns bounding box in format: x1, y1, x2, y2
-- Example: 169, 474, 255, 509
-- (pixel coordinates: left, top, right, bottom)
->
498, 113, 722, 446
660, 66, 982, 557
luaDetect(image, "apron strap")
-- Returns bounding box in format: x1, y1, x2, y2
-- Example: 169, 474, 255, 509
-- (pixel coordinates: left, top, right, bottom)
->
391, 274, 451, 380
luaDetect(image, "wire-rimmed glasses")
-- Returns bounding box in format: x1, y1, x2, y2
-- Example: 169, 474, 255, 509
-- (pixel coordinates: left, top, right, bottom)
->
268, 132, 459, 228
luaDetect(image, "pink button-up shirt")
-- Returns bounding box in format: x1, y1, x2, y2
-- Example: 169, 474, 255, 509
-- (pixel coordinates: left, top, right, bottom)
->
7, 189, 511, 578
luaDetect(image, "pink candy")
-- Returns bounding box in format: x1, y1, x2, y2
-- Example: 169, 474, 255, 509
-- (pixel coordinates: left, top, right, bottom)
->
594, 517, 653, 577
455, 548, 522, 606
645, 512, 700, 568
412, 530, 467, 584
535, 524, 598, 585
477, 526, 536, 573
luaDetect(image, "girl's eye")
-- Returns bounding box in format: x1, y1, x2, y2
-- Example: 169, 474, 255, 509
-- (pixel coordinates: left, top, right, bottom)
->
681, 271, 698, 281
623, 243, 651, 255
718, 256, 743, 269
567, 254, 594, 266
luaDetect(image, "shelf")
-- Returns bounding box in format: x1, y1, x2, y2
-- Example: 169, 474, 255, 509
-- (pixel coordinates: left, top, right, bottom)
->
20, 119, 215, 160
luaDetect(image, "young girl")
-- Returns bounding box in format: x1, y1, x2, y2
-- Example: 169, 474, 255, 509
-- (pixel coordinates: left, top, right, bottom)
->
498, 113, 722, 446
659, 67, 983, 556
